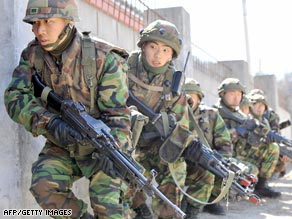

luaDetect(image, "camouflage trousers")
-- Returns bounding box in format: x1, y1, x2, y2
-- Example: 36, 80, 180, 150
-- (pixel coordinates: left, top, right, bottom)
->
184, 162, 214, 209
125, 152, 187, 219
273, 157, 286, 174
244, 142, 280, 179
30, 143, 127, 219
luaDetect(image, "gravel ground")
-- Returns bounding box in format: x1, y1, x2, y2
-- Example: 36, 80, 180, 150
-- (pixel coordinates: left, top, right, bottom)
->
199, 163, 292, 219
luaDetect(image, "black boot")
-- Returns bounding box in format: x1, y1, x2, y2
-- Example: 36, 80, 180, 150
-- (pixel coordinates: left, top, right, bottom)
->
80, 212, 94, 219
185, 204, 200, 219
203, 203, 225, 215
133, 203, 153, 219
279, 170, 286, 178
254, 177, 281, 198
181, 196, 200, 219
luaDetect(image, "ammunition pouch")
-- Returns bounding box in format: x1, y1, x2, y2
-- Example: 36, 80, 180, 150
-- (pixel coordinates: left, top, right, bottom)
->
130, 106, 149, 148
159, 124, 191, 163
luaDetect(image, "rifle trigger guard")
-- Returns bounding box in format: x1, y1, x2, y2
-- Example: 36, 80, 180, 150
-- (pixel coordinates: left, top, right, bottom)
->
148, 169, 158, 188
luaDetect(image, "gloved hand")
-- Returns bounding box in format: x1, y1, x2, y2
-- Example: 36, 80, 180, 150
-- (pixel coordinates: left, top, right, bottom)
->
46, 117, 83, 146
264, 131, 278, 144
94, 153, 117, 178
235, 126, 249, 137
244, 119, 258, 131
183, 140, 221, 172
236, 119, 257, 137
182, 140, 205, 164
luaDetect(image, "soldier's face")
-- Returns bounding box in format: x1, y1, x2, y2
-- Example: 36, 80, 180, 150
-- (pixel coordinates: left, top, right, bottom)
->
240, 105, 250, 115
189, 93, 201, 108
251, 102, 266, 116
143, 41, 173, 67
223, 90, 242, 109
32, 18, 68, 51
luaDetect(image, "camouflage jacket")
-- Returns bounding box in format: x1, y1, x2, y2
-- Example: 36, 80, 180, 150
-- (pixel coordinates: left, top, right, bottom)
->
127, 51, 195, 154
214, 100, 249, 158
4, 30, 131, 151
191, 104, 233, 157
263, 108, 280, 133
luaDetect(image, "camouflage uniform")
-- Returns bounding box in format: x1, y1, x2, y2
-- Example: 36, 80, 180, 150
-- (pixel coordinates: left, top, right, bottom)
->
126, 20, 210, 219
263, 108, 280, 133
184, 80, 231, 215
248, 89, 285, 175
246, 92, 280, 179
215, 79, 280, 198
4, 1, 131, 218
248, 90, 286, 177
264, 108, 286, 174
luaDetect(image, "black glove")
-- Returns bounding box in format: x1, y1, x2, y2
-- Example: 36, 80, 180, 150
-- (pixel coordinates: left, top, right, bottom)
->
264, 131, 278, 144
46, 117, 83, 146
244, 119, 258, 131
183, 140, 211, 166
183, 140, 222, 175
235, 126, 249, 137
236, 119, 257, 137
94, 153, 117, 178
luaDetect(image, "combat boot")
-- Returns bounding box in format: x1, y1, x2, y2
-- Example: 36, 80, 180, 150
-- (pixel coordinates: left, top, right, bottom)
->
184, 204, 200, 219
279, 170, 286, 178
80, 212, 94, 219
181, 196, 200, 219
203, 203, 225, 215
254, 177, 281, 198
133, 203, 153, 219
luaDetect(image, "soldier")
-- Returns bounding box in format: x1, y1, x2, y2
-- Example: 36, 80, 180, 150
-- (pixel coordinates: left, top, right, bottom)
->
248, 89, 288, 177
126, 20, 214, 219
184, 79, 233, 216
4, 0, 132, 218
214, 78, 281, 198
239, 95, 252, 116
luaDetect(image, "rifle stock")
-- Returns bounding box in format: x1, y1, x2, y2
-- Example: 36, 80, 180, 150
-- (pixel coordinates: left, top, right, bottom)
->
32, 73, 186, 219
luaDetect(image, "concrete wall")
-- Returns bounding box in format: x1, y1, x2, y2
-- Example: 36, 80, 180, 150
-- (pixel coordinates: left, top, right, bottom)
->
77, 0, 139, 51
0, 0, 41, 216
253, 74, 278, 110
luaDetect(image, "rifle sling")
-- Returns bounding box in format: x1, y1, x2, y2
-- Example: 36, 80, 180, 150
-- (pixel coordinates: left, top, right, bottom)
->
128, 73, 163, 92
170, 106, 234, 205
41, 86, 52, 104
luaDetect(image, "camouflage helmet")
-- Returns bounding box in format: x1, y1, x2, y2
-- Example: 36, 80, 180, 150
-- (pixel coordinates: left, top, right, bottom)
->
248, 88, 265, 96
184, 79, 204, 100
240, 95, 251, 107
217, 78, 246, 96
247, 92, 268, 109
137, 20, 182, 58
23, 0, 80, 24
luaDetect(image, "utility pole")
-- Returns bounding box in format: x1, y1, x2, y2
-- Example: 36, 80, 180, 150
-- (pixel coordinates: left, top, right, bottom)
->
242, 0, 251, 76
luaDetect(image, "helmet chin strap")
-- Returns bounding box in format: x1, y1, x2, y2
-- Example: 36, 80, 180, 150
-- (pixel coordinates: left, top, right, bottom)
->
42, 23, 73, 51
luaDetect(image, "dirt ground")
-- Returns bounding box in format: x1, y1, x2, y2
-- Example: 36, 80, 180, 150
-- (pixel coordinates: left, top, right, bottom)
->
199, 163, 292, 219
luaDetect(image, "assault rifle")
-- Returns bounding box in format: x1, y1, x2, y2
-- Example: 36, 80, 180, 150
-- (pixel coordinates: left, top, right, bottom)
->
218, 107, 292, 160
127, 91, 261, 205
31, 73, 186, 219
